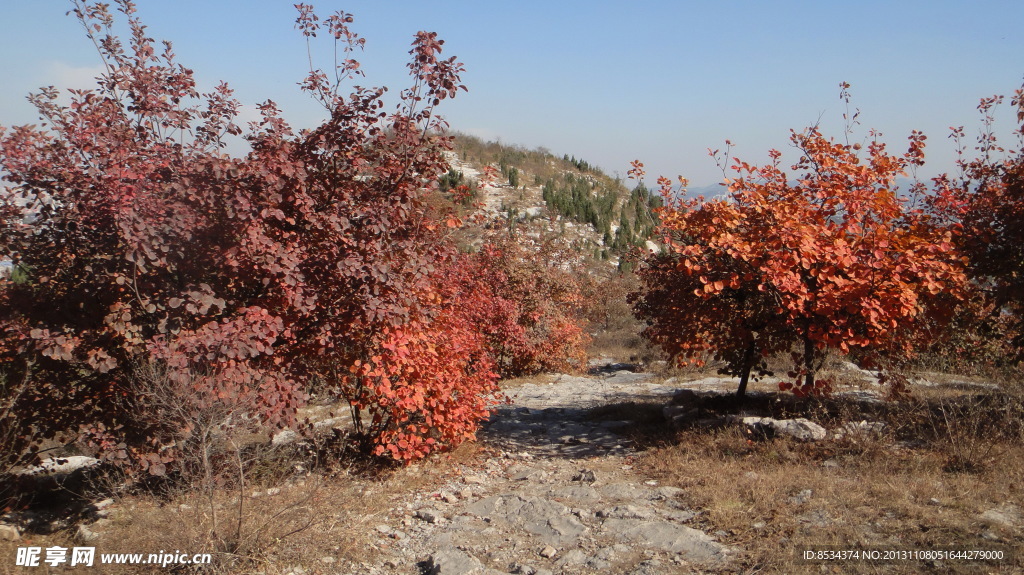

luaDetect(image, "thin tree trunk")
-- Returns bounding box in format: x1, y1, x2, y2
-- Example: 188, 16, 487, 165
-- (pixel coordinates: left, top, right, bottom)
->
803, 333, 816, 391
735, 340, 757, 399
736, 364, 751, 399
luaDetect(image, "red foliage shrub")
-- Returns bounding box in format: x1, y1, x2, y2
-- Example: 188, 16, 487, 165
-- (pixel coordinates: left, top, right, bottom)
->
455, 238, 590, 378
0, 1, 496, 470
932, 84, 1024, 363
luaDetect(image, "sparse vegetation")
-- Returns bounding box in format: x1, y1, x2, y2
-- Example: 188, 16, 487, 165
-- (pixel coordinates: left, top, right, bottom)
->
451, 133, 659, 255
634, 382, 1024, 574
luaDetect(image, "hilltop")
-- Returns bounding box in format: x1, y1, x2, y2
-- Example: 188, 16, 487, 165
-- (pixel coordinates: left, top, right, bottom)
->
440, 134, 663, 272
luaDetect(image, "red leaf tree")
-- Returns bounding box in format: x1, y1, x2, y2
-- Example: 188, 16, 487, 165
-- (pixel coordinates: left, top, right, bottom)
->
931, 84, 1024, 363
455, 237, 590, 378
633, 87, 967, 397
0, 1, 495, 470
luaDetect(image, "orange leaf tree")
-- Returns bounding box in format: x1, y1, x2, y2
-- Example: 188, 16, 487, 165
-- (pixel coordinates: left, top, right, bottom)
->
633, 94, 967, 397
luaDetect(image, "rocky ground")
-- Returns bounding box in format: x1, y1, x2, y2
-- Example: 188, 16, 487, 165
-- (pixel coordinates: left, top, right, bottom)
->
342, 366, 759, 575
7, 361, 1019, 575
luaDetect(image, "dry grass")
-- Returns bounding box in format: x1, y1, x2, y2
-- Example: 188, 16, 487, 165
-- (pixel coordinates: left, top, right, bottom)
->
0, 440, 484, 575
3, 352, 1022, 574
635, 386, 1024, 574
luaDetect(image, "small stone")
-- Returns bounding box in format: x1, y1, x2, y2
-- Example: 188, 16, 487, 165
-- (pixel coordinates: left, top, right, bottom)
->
375, 524, 392, 535
76, 524, 101, 543
271, 429, 298, 446
510, 465, 543, 481
555, 549, 588, 566
441, 492, 459, 504
572, 470, 596, 483
928, 498, 941, 506
539, 546, 558, 559
0, 524, 20, 541
320, 556, 335, 564
464, 475, 486, 485
789, 489, 814, 505
752, 521, 767, 530
459, 488, 473, 499
415, 509, 443, 524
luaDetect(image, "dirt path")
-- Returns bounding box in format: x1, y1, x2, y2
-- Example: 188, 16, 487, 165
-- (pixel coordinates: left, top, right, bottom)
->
351, 367, 740, 575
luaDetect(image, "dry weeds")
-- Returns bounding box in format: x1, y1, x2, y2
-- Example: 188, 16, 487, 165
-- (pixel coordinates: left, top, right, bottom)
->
636, 386, 1024, 574
0, 440, 482, 575
3, 367, 1022, 574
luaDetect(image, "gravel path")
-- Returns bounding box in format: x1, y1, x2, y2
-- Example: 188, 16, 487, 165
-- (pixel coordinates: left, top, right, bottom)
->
350, 367, 740, 575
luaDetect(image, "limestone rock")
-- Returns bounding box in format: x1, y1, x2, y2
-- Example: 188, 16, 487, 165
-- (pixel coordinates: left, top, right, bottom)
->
981, 503, 1023, 528
415, 509, 445, 524
0, 524, 19, 541
19, 456, 100, 476
834, 420, 887, 440
739, 417, 827, 441
603, 517, 732, 563
422, 549, 502, 575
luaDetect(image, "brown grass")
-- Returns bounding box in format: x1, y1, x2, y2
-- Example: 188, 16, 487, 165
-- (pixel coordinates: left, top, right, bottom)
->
0, 438, 484, 575
3, 353, 1021, 574
635, 386, 1024, 574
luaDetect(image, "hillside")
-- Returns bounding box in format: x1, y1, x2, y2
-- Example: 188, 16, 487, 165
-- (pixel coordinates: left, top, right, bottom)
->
441, 134, 663, 271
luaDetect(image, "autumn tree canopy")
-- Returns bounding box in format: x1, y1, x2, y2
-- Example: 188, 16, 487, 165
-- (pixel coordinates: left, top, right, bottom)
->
633, 89, 968, 397
0, 0, 500, 469
931, 85, 1024, 363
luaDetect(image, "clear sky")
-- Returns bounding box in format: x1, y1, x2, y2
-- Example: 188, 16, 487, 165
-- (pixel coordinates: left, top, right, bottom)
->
2, 1, 1022, 187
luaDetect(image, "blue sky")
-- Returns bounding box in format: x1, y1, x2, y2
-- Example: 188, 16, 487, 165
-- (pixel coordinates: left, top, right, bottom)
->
2, 1, 1022, 187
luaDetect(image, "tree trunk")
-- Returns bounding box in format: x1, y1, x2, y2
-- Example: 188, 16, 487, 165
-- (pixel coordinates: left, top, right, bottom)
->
736, 363, 751, 399
803, 333, 816, 391
735, 340, 757, 399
